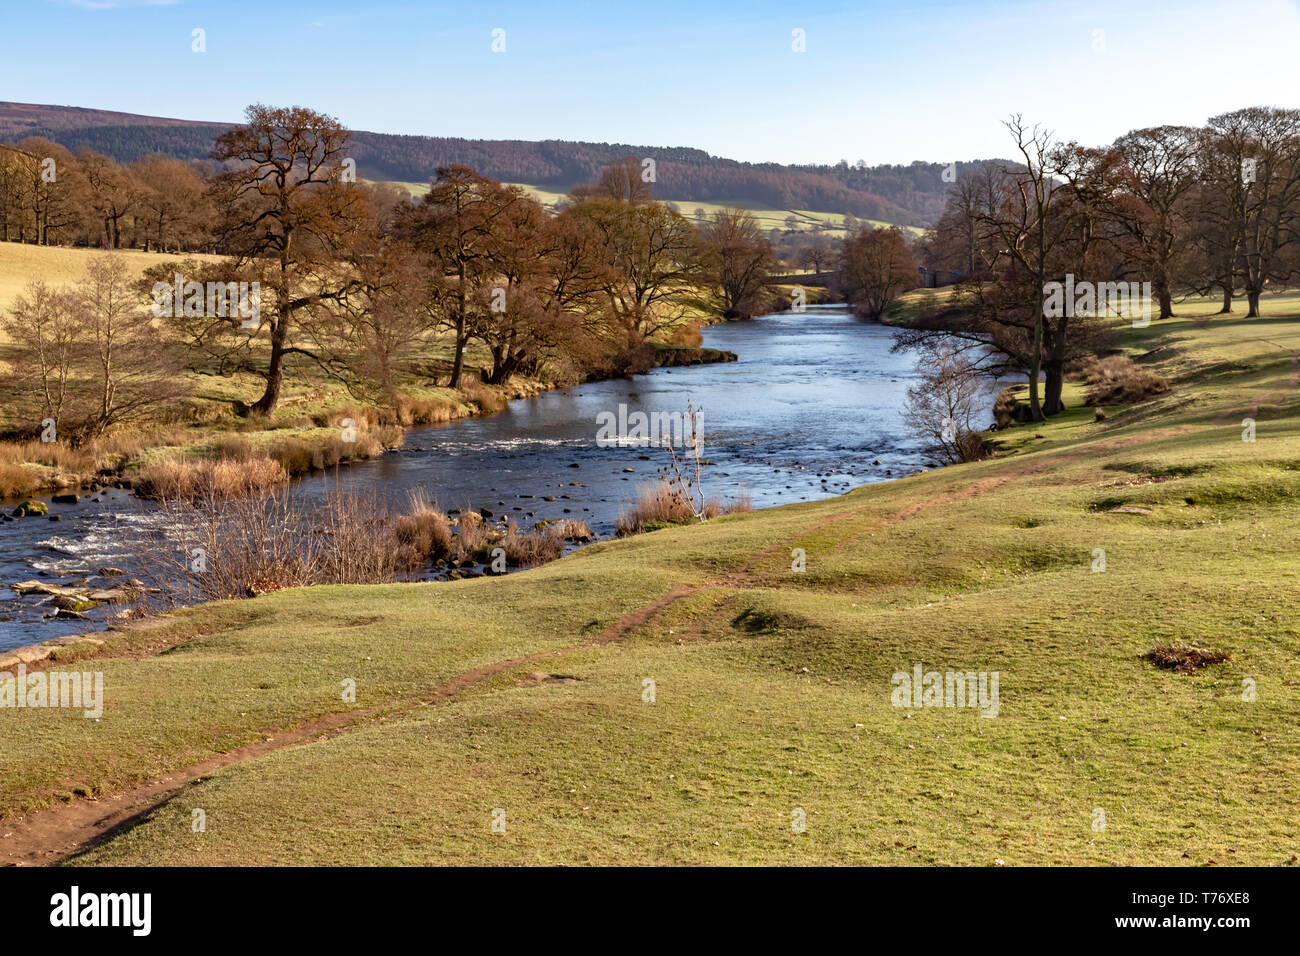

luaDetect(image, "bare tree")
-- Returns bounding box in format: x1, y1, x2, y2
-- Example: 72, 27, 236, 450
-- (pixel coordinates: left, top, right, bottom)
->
74, 255, 183, 441
904, 343, 988, 464
1110, 126, 1199, 319
837, 225, 917, 319
396, 165, 523, 387
208, 104, 371, 414
572, 156, 655, 204
2, 257, 182, 443
973, 117, 1073, 420
132, 155, 210, 252
569, 197, 700, 338
697, 208, 777, 319
1198, 108, 1300, 317
0, 279, 79, 434
77, 148, 136, 249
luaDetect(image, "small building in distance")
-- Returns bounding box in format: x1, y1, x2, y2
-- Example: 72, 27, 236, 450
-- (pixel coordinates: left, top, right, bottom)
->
917, 266, 962, 289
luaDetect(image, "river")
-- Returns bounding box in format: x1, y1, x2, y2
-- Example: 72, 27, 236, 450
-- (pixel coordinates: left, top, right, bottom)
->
0, 304, 937, 651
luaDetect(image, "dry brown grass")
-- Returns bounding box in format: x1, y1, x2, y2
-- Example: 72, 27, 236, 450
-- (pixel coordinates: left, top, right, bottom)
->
395, 396, 457, 426
668, 323, 703, 347
459, 380, 507, 414
144, 486, 422, 602
0, 460, 41, 498
134, 456, 288, 500
0, 420, 399, 499
1079, 355, 1171, 406
455, 509, 493, 554
391, 492, 586, 569
393, 489, 455, 559
547, 518, 596, 542
615, 480, 750, 536
265, 426, 402, 476
498, 521, 565, 567
0, 431, 160, 495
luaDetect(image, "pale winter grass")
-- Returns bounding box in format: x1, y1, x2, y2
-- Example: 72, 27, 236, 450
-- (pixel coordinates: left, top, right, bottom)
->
134, 456, 288, 500
265, 427, 400, 475
499, 520, 565, 567
393, 489, 455, 559
0, 431, 162, 496
458, 380, 507, 414
394, 490, 590, 568
615, 479, 750, 536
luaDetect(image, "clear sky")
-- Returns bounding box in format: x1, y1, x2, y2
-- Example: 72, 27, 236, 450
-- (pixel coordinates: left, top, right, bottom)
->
4, 0, 1299, 166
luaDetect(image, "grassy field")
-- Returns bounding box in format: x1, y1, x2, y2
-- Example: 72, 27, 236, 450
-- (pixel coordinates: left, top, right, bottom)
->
0, 244, 228, 334
384, 180, 921, 237
2, 291, 1298, 865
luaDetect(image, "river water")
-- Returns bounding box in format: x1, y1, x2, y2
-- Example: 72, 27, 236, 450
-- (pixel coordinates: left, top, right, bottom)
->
0, 305, 936, 651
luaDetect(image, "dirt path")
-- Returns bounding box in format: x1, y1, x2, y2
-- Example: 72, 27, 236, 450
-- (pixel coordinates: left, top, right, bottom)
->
2, 584, 710, 866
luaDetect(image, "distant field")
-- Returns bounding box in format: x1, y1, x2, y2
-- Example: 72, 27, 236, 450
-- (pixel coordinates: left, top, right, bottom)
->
381, 181, 922, 237
0, 243, 223, 318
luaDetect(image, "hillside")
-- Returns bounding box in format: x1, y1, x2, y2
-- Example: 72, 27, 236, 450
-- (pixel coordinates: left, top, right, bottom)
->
0, 102, 989, 227
3, 294, 1298, 865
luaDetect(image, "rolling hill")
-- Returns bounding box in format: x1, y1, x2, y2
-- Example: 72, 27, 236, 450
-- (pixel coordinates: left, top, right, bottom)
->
0, 102, 994, 228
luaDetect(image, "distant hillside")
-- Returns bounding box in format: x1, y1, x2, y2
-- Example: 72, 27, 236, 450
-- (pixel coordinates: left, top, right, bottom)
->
0, 102, 995, 227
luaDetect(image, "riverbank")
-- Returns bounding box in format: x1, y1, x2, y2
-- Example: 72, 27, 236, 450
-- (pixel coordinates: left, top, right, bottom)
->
1, 307, 922, 649
0, 244, 741, 503
0, 347, 741, 502
3, 292, 1297, 865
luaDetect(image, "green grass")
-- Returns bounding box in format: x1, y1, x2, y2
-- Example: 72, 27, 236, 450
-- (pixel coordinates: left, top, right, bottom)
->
5, 292, 1300, 865
882, 286, 960, 326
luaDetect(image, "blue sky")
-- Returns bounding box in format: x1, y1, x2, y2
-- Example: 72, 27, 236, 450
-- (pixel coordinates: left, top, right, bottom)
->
5, 0, 1299, 165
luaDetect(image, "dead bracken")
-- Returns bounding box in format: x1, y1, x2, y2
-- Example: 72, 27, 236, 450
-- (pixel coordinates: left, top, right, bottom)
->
1149, 643, 1231, 674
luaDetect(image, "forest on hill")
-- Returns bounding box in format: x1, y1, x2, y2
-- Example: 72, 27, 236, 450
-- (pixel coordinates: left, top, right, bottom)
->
0, 102, 990, 226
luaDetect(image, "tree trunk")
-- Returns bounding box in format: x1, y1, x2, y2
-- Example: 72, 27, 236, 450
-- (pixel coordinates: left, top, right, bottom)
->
448, 267, 467, 388
1027, 310, 1044, 421
1247, 289, 1261, 318
1218, 283, 1233, 314
1154, 271, 1173, 319
1043, 365, 1065, 416
252, 321, 287, 416
449, 315, 466, 388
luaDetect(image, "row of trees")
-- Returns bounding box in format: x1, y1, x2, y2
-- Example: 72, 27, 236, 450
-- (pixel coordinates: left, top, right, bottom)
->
911, 107, 1300, 420
0, 140, 213, 249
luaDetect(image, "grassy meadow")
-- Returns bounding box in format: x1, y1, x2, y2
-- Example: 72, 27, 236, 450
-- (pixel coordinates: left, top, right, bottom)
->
384, 180, 921, 237
3, 291, 1297, 865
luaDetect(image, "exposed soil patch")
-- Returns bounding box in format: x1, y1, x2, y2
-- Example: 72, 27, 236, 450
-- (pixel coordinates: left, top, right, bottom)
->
1149, 643, 1231, 674
1103, 475, 1181, 488
518, 672, 582, 686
